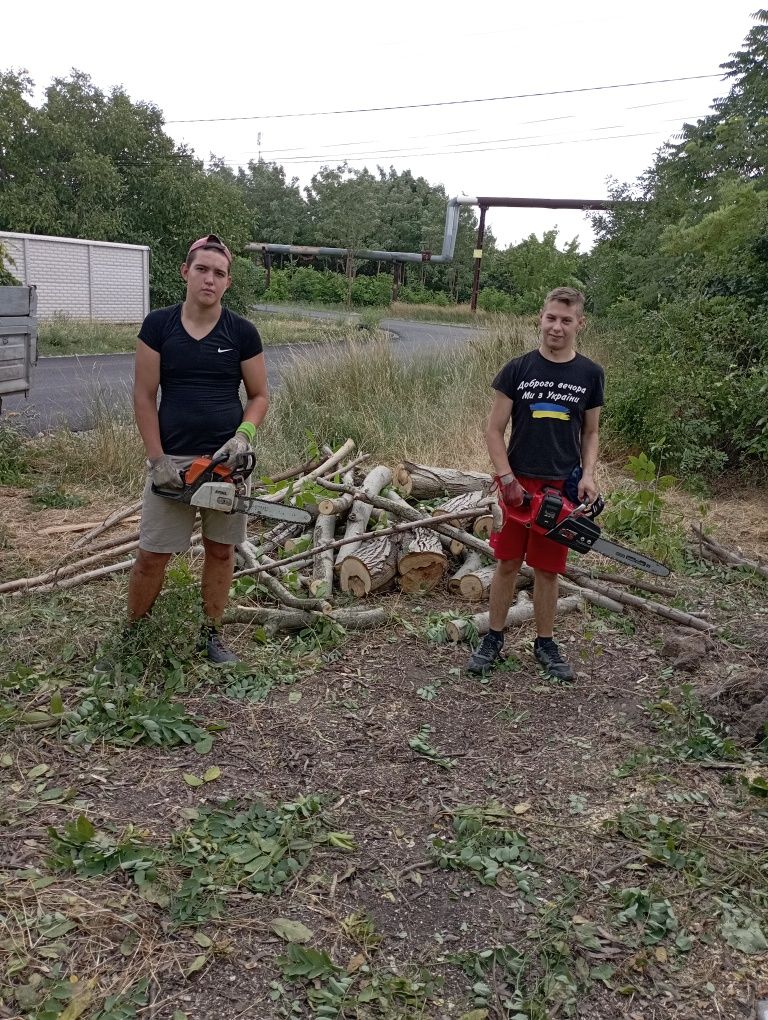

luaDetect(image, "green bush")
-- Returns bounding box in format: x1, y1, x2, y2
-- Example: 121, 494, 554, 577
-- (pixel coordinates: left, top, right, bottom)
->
398, 285, 449, 306
287, 267, 323, 302
351, 273, 391, 306
315, 271, 347, 304
263, 270, 291, 303
601, 298, 768, 476
224, 256, 260, 316
477, 287, 515, 313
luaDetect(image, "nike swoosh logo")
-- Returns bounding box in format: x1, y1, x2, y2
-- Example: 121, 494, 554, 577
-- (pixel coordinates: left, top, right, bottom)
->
217, 347, 234, 353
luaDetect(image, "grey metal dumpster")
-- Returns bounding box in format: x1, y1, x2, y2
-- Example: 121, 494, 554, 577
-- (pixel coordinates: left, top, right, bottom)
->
0, 285, 38, 411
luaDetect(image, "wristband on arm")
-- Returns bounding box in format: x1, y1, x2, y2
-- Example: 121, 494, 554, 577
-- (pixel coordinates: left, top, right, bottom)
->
236, 421, 257, 444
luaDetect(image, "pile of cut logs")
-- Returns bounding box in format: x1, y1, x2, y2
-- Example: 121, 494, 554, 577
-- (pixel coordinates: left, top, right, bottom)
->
3, 439, 722, 639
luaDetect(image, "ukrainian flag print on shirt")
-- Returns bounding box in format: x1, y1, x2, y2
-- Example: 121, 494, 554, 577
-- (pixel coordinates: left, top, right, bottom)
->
531, 401, 571, 421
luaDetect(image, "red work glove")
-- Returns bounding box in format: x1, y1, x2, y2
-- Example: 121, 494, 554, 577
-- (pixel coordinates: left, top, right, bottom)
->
496, 472, 526, 507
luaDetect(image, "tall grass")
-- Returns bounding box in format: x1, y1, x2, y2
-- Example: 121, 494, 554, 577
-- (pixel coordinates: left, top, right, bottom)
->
253, 317, 539, 471
39, 315, 141, 356
253, 315, 383, 345
37, 312, 380, 356
32, 394, 145, 491
387, 302, 497, 325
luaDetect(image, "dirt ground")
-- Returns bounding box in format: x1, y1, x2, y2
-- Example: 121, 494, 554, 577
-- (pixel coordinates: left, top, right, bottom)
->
1, 484, 768, 1020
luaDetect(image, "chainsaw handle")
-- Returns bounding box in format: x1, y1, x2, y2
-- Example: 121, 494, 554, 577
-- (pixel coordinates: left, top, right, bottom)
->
584, 495, 605, 519
207, 451, 256, 481
238, 451, 257, 480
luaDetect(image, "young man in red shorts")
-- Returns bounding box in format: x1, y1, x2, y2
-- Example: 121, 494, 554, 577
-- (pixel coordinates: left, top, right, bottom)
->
466, 287, 604, 680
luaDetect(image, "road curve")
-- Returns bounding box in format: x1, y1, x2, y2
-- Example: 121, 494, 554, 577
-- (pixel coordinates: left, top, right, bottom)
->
2, 312, 485, 433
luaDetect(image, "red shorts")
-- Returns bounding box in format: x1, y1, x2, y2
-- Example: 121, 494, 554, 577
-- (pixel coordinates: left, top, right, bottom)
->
490, 476, 568, 574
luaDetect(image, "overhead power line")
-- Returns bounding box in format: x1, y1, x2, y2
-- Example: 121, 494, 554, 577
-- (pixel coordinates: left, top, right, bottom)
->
165, 73, 722, 124
89, 116, 705, 173
264, 129, 668, 166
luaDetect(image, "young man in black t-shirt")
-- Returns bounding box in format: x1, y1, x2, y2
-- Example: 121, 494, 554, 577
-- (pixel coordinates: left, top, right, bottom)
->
466, 287, 604, 680
105, 234, 269, 666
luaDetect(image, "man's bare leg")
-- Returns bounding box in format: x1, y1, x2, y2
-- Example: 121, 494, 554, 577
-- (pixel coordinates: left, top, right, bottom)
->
532, 567, 574, 680
532, 567, 558, 637
201, 538, 235, 624
489, 558, 523, 631
127, 548, 172, 621
467, 558, 523, 673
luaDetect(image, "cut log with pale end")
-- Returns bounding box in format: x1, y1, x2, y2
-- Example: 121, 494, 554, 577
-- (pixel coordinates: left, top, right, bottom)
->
447, 591, 583, 642
334, 465, 393, 571
432, 490, 487, 519
448, 551, 486, 594
398, 528, 447, 593
310, 515, 336, 596
284, 533, 312, 553
431, 492, 490, 554
473, 515, 494, 539
395, 462, 492, 499
339, 536, 398, 596
317, 470, 355, 517
458, 564, 497, 601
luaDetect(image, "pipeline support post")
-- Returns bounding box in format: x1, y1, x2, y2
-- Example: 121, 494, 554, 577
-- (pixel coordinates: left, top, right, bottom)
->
391, 261, 402, 304
264, 251, 272, 290
469, 205, 487, 313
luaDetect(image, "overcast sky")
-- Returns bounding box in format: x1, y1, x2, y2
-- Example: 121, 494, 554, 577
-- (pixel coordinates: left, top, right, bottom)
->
3, 1, 759, 249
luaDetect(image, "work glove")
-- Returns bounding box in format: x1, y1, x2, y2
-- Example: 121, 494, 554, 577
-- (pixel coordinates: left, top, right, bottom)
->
212, 432, 251, 470
149, 455, 184, 490
497, 473, 526, 508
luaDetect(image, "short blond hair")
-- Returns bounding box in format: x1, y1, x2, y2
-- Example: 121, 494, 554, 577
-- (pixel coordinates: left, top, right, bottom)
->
543, 287, 585, 311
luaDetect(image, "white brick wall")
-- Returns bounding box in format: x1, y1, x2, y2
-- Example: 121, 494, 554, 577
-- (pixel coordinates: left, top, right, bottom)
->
0, 231, 150, 322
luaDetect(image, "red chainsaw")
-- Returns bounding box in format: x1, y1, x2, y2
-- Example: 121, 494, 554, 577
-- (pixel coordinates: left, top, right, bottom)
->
499, 485, 670, 576
152, 454, 312, 525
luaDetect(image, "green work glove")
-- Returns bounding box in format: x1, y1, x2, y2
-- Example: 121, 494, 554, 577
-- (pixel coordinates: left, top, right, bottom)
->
149, 455, 184, 489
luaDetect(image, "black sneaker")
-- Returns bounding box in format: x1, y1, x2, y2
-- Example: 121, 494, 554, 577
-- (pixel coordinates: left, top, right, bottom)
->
466, 632, 505, 675
533, 638, 574, 682
91, 626, 136, 675
205, 629, 240, 665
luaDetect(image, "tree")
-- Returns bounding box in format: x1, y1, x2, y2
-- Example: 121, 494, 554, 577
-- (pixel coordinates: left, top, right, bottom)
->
588, 11, 768, 312
235, 160, 311, 244
485, 230, 584, 312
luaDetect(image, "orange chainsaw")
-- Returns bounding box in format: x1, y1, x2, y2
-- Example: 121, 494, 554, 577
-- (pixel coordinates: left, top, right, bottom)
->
152, 453, 312, 525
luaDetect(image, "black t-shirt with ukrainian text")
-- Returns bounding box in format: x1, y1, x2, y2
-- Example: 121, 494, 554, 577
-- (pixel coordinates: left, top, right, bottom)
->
138, 304, 263, 456
492, 349, 604, 479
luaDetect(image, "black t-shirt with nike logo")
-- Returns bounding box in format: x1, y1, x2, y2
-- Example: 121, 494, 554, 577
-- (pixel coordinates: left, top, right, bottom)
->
138, 303, 263, 455
492, 349, 604, 479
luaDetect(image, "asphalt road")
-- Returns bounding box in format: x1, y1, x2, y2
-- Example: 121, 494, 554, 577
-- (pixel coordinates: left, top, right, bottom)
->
2, 312, 484, 433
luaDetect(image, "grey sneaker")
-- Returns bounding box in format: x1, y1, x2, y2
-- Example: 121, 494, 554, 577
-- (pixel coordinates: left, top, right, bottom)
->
466, 632, 505, 675
533, 638, 574, 682
205, 629, 239, 665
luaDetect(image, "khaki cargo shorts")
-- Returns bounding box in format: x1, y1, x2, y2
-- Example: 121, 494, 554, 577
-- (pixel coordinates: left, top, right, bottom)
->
139, 455, 249, 553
